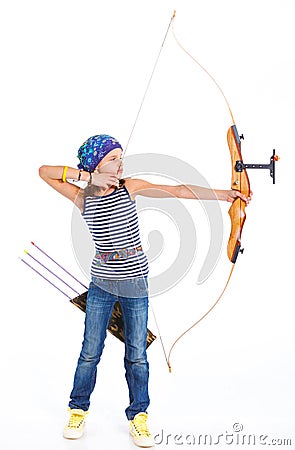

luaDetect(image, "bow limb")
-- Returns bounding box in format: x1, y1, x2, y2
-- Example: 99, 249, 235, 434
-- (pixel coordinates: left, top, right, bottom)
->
172, 13, 251, 265
167, 263, 235, 372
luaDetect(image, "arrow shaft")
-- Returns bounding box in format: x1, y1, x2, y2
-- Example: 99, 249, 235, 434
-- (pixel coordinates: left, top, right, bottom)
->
31, 242, 88, 289
19, 258, 72, 299
25, 250, 80, 295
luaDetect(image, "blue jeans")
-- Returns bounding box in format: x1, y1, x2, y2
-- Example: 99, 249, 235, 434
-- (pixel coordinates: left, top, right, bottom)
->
68, 277, 150, 420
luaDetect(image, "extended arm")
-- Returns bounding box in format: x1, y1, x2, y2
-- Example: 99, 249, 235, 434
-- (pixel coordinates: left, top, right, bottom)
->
128, 179, 251, 203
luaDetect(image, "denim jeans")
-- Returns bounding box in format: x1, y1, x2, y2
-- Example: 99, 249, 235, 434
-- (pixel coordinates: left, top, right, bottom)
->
68, 277, 150, 420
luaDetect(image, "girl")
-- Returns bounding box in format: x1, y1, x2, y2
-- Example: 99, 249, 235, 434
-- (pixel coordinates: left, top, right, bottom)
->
39, 134, 250, 447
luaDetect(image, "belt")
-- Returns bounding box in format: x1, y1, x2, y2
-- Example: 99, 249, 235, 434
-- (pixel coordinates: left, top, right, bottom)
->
95, 246, 143, 266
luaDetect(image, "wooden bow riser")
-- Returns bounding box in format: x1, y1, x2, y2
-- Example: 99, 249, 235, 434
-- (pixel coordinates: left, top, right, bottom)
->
227, 125, 251, 263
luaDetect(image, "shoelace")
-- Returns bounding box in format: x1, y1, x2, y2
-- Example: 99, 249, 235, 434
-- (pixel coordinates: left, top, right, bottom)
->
132, 414, 150, 436
67, 410, 86, 429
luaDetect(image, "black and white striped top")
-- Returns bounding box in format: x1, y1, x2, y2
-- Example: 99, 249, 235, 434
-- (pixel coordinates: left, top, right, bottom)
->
82, 185, 149, 279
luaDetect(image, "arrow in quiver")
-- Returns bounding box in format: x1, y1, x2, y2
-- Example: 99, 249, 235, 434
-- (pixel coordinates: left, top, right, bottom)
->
20, 242, 156, 349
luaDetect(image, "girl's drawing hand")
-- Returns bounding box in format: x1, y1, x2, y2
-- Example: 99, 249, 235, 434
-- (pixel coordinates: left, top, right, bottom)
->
91, 172, 119, 190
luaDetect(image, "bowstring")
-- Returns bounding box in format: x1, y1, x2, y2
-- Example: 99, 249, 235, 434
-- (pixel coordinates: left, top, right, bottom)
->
171, 18, 235, 126
117, 11, 177, 368
122, 10, 176, 158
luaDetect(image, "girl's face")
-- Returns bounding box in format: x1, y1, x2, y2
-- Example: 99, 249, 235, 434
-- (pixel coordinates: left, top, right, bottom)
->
95, 148, 123, 177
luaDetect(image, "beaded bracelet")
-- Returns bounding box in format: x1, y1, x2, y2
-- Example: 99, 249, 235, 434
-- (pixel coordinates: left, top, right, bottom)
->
78, 169, 83, 181
88, 172, 92, 185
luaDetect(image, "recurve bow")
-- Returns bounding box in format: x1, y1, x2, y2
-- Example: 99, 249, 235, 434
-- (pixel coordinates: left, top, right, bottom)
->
166, 12, 279, 372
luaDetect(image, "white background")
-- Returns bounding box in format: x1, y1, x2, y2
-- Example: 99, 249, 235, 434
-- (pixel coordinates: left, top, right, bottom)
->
1, 0, 294, 448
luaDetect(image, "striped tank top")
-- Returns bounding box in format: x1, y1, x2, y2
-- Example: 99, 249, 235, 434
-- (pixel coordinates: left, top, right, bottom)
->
81, 185, 149, 279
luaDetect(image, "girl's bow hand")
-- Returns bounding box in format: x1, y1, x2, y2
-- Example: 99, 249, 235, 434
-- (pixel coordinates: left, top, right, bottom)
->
226, 190, 253, 205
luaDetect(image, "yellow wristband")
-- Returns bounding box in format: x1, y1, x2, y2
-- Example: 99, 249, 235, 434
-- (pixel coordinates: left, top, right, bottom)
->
62, 166, 68, 183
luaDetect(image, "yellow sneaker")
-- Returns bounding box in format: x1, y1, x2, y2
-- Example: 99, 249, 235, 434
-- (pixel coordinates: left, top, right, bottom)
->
63, 408, 88, 439
129, 412, 154, 448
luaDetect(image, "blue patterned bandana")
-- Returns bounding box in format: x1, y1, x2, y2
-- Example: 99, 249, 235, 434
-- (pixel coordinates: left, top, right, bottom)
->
77, 134, 123, 172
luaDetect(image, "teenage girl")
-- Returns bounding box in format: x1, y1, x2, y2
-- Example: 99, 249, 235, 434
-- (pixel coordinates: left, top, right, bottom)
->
39, 134, 251, 447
